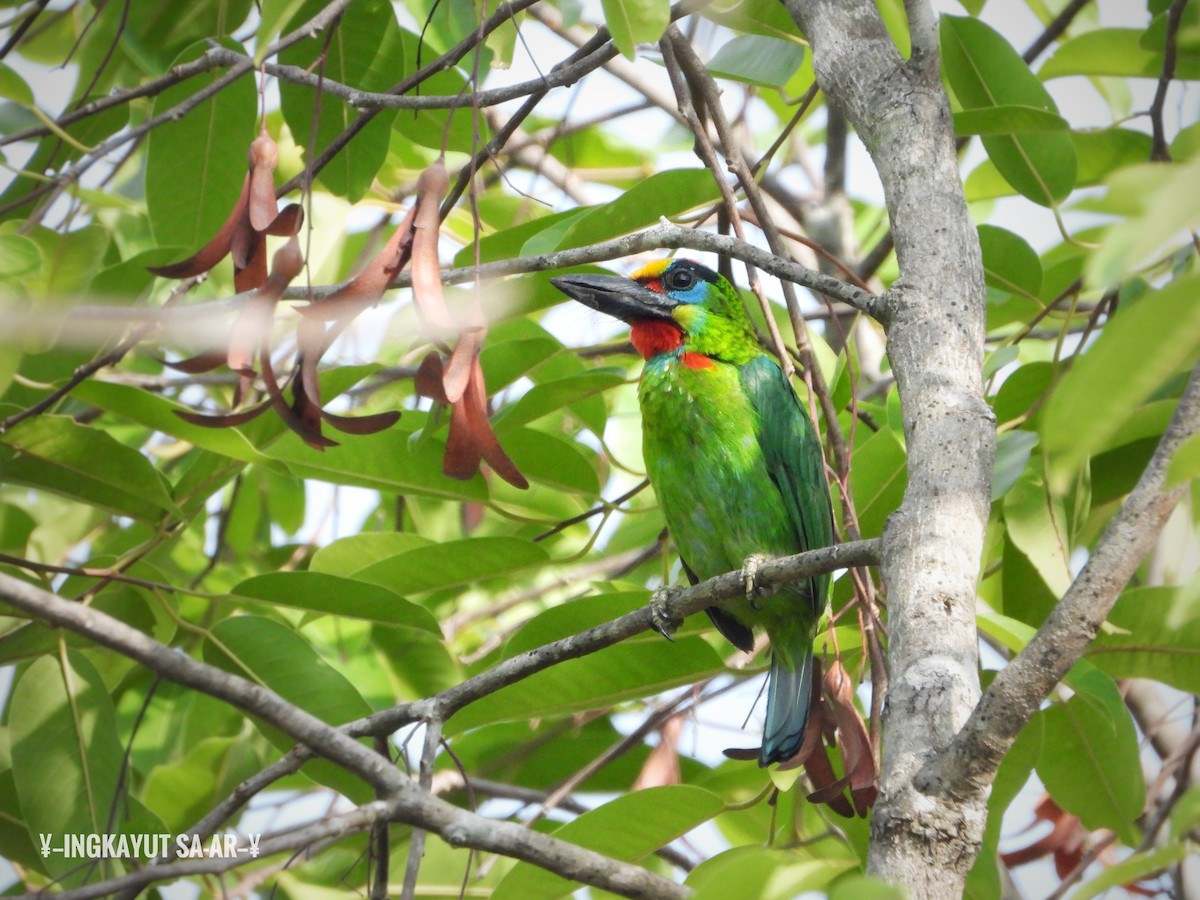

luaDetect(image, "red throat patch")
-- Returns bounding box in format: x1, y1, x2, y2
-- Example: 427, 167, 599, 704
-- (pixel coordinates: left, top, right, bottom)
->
630, 320, 684, 359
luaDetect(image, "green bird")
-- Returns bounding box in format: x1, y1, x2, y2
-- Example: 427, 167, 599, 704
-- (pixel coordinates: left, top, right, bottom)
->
552, 258, 834, 766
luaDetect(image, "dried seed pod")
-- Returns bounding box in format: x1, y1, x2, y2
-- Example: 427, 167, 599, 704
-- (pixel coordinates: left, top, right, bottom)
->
247, 127, 280, 232
227, 235, 304, 374
410, 158, 457, 333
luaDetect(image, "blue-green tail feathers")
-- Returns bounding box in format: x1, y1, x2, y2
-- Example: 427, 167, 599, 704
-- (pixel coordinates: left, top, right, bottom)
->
760, 647, 813, 767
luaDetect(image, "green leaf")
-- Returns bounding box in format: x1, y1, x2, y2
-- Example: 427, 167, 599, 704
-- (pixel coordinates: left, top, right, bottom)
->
1073, 128, 1155, 185
1087, 587, 1200, 693
501, 427, 601, 495
687, 847, 851, 900
503, 592, 646, 657
279, 0, 405, 199
0, 62, 33, 105
0, 416, 178, 522
1167, 432, 1200, 488
1002, 463, 1072, 595
600, 0, 670, 60
142, 735, 261, 831
494, 786, 724, 900
480, 332, 564, 392
267, 426, 489, 501
1040, 28, 1200, 80
145, 39, 257, 252
953, 104, 1067, 136
392, 28, 490, 154
968, 710, 1041, 898
1085, 157, 1200, 287
204, 615, 374, 802
495, 369, 627, 431
849, 427, 907, 537
1073, 845, 1188, 900
829, 875, 908, 900
548, 169, 723, 251
23, 224, 110, 298
448, 636, 723, 733
978, 224, 1042, 300
940, 16, 1077, 206
1036, 671, 1145, 846
71, 379, 269, 462
311, 532, 433, 577
372, 624, 460, 698
1170, 783, 1200, 840
233, 571, 441, 631
0, 234, 41, 284
1043, 274, 1200, 490
354, 536, 549, 594
10, 653, 125, 885
701, 0, 804, 42
707, 35, 805, 89
992, 430, 1038, 501
0, 502, 35, 553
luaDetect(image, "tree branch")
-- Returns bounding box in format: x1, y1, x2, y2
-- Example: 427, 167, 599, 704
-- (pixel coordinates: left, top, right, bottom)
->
784, 0, 994, 894
0, 572, 697, 900
1150, 0, 1189, 161
919, 362, 1200, 797
0, 538, 880, 899
52, 222, 878, 331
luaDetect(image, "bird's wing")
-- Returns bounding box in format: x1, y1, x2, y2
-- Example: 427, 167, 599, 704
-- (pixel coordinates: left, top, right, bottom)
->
738, 355, 835, 612
682, 554, 756, 653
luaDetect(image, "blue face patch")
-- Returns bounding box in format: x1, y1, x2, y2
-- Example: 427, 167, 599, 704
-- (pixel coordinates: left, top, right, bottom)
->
660, 260, 721, 305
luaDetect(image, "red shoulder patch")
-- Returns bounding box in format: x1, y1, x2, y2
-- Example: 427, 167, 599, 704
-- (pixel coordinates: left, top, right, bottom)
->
631, 320, 684, 359
681, 351, 714, 369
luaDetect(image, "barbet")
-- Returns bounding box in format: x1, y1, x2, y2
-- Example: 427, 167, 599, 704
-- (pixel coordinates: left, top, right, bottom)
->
552, 259, 835, 766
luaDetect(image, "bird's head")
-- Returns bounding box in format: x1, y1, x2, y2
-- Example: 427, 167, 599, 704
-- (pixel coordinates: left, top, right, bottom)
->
551, 258, 758, 364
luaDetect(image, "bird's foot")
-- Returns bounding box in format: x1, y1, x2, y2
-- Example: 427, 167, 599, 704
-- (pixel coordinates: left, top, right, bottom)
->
742, 553, 772, 610
648, 586, 684, 640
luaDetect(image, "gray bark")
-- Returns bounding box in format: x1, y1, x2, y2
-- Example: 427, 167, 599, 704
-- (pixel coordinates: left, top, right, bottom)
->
781, 0, 995, 894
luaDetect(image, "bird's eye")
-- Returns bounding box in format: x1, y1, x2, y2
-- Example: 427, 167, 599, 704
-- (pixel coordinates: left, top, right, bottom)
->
665, 268, 695, 291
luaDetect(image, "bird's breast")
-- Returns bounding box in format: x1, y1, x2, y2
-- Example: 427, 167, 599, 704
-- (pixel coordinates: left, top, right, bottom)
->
638, 355, 796, 581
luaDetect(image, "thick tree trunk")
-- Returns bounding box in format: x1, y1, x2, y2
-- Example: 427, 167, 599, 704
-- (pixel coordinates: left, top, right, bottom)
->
782, 1, 996, 895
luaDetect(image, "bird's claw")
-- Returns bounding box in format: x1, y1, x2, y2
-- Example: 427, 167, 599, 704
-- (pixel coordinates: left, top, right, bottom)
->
742, 553, 771, 610
649, 587, 684, 640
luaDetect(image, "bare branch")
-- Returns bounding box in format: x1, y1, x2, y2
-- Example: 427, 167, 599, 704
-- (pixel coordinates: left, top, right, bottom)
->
0, 573, 697, 900
1150, 0, 1189, 161
361, 539, 881, 732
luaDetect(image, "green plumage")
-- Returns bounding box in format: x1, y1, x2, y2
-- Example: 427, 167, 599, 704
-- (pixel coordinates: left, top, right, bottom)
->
551, 259, 834, 765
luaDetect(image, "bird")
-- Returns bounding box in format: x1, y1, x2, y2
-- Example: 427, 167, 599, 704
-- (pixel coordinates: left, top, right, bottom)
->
551, 258, 835, 766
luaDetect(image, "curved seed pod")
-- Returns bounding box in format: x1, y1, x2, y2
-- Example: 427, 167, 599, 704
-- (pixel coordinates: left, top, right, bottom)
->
247, 128, 280, 232
823, 659, 877, 816
414, 351, 449, 403
443, 389, 483, 480
461, 359, 528, 489
266, 203, 304, 236
299, 203, 417, 322
259, 343, 336, 450
322, 408, 401, 435
410, 158, 457, 333
175, 400, 272, 428
442, 327, 482, 404
163, 350, 226, 373
227, 236, 304, 375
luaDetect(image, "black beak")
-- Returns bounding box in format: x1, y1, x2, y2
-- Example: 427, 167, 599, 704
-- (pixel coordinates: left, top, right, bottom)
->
550, 273, 678, 324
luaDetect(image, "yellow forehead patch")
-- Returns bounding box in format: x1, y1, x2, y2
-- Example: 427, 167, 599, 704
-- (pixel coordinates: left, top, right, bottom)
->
631, 258, 672, 281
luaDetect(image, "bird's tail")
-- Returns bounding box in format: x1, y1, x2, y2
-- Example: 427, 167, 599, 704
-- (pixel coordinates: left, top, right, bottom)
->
760, 646, 813, 767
